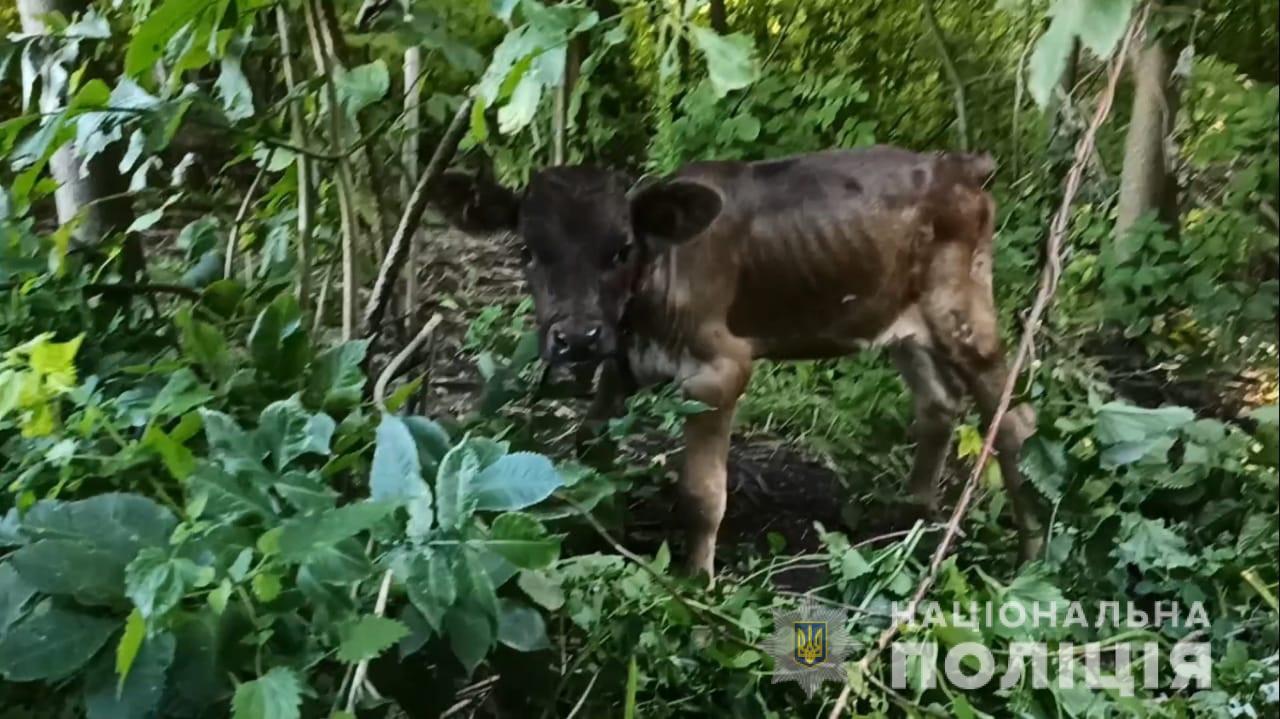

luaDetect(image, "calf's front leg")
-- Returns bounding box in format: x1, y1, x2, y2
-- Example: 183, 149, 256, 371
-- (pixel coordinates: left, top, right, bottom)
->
679, 351, 752, 579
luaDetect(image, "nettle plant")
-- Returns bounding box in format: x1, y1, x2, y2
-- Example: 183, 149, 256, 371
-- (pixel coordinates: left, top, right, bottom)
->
0, 284, 573, 717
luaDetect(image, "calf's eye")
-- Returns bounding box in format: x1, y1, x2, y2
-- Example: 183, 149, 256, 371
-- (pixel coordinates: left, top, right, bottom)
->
520, 245, 533, 264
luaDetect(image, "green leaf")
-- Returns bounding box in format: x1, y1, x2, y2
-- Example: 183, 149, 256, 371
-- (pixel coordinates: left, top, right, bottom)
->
125, 0, 211, 76
304, 340, 369, 413
258, 395, 335, 472
484, 513, 560, 569
215, 37, 254, 121
408, 550, 456, 632
8, 539, 126, 605
276, 502, 394, 562
248, 294, 310, 381
302, 538, 373, 584
116, 609, 146, 688
689, 27, 758, 98
497, 599, 550, 652
471, 452, 563, 513
371, 414, 429, 505
334, 61, 390, 119
337, 615, 410, 663
1094, 403, 1194, 445
444, 606, 493, 675
516, 570, 564, 611
0, 604, 118, 681
1075, 0, 1135, 57
143, 424, 196, 481
125, 548, 209, 619
85, 630, 175, 719
436, 440, 490, 531
1114, 516, 1196, 572
231, 667, 303, 719
20, 493, 176, 562
176, 307, 232, 384
1027, 7, 1076, 108
0, 564, 36, 637
404, 416, 452, 476
497, 71, 544, 134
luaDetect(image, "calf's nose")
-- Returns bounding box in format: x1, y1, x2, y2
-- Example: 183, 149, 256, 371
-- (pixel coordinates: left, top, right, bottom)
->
549, 322, 603, 362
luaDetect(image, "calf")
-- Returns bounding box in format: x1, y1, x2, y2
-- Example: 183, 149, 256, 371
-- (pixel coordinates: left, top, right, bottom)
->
434, 146, 1042, 577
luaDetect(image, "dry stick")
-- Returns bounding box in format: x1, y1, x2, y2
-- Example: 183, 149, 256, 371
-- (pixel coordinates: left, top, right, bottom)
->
344, 312, 444, 713
826, 11, 1146, 718
401, 47, 423, 332
222, 156, 271, 279
923, 0, 969, 151
304, 0, 360, 340
362, 99, 473, 338
276, 5, 315, 317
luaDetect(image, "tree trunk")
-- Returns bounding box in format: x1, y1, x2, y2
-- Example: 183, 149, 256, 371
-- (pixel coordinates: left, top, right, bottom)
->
1115, 38, 1180, 253
18, 0, 135, 274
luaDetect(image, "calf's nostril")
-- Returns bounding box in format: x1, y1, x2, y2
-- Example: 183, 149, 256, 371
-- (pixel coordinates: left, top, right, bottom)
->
551, 328, 569, 350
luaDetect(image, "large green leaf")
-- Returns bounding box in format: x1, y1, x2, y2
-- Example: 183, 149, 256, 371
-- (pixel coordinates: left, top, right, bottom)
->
0, 564, 37, 636
334, 61, 390, 119
497, 598, 551, 652
231, 667, 303, 719
1093, 403, 1194, 445
444, 605, 493, 675
1027, 0, 1135, 107
482, 513, 560, 569
248, 294, 310, 381
0, 604, 118, 681
84, 631, 175, 719
689, 27, 758, 98
471, 452, 563, 513
337, 615, 410, 663
215, 37, 254, 121
302, 538, 373, 584
371, 414, 428, 505
303, 340, 369, 413
20, 493, 177, 561
276, 503, 394, 563
257, 396, 335, 472
8, 539, 126, 605
125, 0, 214, 76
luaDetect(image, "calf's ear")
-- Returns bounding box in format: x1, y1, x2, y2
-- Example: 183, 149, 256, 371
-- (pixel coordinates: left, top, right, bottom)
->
433, 171, 521, 234
629, 178, 722, 246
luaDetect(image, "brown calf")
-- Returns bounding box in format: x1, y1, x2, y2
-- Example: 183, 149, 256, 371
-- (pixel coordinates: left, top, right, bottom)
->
434, 146, 1042, 577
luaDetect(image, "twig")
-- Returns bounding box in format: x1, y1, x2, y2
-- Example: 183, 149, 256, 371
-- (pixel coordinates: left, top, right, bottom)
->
826, 9, 1147, 718
79, 282, 201, 299
564, 671, 600, 719
923, 0, 969, 151
402, 47, 423, 332
362, 99, 473, 338
222, 154, 272, 279
374, 313, 443, 412
564, 496, 758, 652
276, 6, 315, 318
304, 0, 361, 340
345, 568, 394, 713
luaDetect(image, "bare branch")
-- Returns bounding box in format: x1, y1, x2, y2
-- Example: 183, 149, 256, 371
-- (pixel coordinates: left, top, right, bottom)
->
362, 99, 473, 338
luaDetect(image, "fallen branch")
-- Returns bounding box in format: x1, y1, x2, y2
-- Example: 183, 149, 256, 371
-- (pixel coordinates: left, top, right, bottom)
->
826, 9, 1147, 717
221, 154, 271, 279
373, 313, 443, 412
362, 99, 473, 338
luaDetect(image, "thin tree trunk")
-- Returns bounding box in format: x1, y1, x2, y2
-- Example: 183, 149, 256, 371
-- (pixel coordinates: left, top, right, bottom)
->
923, 0, 969, 151
402, 46, 423, 331
1115, 38, 1179, 253
19, 0, 137, 276
276, 6, 314, 318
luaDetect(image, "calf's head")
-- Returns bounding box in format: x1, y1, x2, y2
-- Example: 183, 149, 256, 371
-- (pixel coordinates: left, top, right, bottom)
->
435, 166, 722, 365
